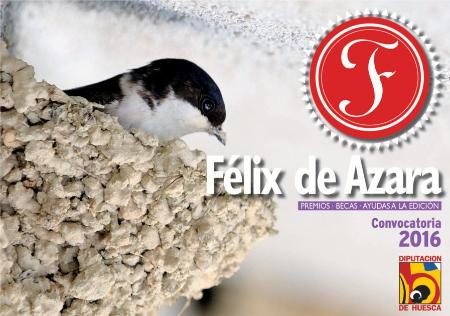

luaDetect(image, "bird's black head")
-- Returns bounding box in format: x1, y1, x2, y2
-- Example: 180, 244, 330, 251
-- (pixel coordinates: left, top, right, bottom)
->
130, 59, 226, 128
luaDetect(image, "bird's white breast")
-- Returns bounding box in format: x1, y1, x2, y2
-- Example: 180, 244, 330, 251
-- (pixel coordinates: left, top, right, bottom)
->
105, 76, 210, 141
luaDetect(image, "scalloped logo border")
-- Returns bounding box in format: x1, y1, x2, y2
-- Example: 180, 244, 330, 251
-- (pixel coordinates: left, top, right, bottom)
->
301, 9, 444, 151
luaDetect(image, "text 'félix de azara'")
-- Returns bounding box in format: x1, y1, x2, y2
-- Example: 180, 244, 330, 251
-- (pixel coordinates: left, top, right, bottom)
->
206, 155, 443, 196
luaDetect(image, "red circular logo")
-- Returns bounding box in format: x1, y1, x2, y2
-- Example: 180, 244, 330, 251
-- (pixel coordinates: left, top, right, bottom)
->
309, 16, 431, 141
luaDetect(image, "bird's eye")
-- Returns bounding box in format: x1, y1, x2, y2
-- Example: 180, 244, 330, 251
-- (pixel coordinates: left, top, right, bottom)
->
202, 98, 215, 112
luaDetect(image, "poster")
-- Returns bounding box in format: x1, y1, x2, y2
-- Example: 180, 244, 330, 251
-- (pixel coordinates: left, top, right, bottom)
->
0, 1, 448, 315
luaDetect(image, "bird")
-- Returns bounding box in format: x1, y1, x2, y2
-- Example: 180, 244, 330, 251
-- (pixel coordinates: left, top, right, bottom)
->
64, 59, 226, 145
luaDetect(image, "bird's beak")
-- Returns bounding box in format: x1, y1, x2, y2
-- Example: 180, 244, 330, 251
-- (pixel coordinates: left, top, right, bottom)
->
210, 126, 226, 145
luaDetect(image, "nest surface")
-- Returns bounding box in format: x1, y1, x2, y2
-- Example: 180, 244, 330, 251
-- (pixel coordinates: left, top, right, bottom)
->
0, 41, 275, 316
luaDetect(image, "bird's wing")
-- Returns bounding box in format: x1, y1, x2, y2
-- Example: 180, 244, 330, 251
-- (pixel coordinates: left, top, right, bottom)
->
64, 74, 124, 105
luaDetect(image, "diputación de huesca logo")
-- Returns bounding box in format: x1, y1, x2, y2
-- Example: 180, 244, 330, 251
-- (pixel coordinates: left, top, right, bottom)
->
399, 256, 441, 311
